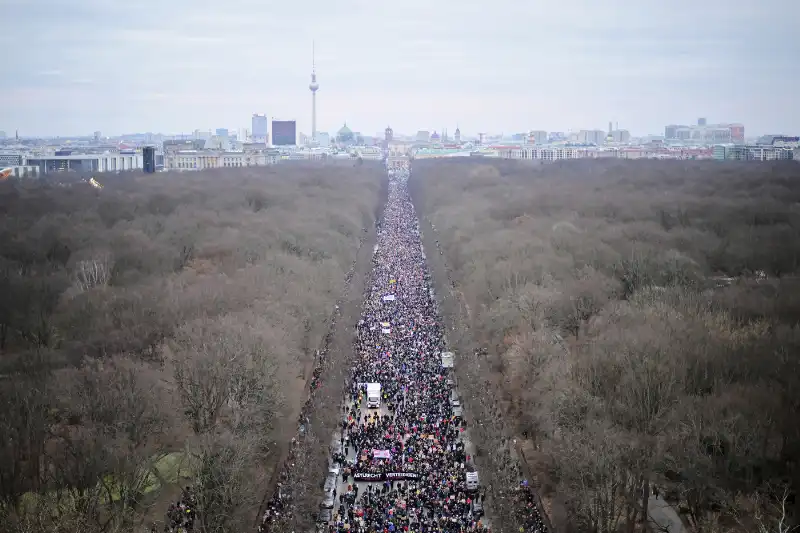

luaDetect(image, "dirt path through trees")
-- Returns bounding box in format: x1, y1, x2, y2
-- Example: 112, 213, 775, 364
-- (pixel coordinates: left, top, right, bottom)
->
256, 174, 388, 532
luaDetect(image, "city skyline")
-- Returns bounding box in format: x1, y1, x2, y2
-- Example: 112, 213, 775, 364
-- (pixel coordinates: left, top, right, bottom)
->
0, 122, 771, 142
3, 0, 799, 137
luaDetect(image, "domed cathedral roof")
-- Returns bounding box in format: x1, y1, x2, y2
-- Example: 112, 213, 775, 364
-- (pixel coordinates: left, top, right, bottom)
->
430, 131, 441, 141
338, 123, 353, 136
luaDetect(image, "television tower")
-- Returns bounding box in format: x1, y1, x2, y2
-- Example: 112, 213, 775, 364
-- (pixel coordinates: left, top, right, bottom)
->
309, 41, 319, 141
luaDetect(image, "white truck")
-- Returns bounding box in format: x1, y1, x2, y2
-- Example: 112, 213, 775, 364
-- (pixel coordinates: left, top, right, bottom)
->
366, 383, 382, 409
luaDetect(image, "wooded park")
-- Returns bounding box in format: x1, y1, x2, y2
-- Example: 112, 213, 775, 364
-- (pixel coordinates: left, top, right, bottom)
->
412, 158, 800, 533
2, 157, 798, 533
0, 163, 384, 533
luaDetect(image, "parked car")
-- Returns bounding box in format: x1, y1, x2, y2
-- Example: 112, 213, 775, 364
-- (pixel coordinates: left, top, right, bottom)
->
321, 491, 335, 509
317, 507, 333, 523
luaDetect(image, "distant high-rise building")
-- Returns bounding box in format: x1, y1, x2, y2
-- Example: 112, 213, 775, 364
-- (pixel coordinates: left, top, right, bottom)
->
454, 127, 461, 143
528, 131, 547, 144
612, 130, 631, 143
216, 128, 229, 137
143, 146, 156, 173
252, 114, 268, 143
93, 131, 101, 142
665, 125, 680, 139
272, 120, 297, 146
578, 130, 605, 145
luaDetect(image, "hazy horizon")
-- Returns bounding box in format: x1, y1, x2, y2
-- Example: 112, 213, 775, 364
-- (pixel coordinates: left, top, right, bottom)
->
4, 0, 798, 138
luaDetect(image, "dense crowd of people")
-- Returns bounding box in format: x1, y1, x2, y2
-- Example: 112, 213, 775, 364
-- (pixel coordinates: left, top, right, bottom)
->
256, 169, 551, 533
319, 170, 489, 533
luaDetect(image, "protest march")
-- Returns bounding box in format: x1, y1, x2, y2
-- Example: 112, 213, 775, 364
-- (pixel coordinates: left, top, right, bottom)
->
257, 169, 550, 533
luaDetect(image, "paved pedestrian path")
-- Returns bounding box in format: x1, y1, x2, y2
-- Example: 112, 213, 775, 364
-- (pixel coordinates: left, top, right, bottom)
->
648, 494, 686, 533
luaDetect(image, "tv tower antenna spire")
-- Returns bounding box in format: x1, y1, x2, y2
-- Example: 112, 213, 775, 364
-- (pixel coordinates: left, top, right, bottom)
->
309, 40, 319, 141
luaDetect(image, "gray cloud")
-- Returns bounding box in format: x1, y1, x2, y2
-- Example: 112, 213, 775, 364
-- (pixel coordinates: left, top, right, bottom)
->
2, 0, 798, 137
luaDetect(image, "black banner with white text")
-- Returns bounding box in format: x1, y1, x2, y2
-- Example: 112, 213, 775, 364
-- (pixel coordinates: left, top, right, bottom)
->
352, 472, 420, 482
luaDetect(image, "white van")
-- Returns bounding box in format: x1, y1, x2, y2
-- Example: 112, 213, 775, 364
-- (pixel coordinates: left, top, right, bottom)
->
317, 507, 332, 523
366, 383, 382, 409
450, 389, 460, 407
465, 471, 479, 491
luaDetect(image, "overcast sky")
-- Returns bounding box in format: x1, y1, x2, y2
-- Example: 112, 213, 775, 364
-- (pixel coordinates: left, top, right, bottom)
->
3, 0, 798, 138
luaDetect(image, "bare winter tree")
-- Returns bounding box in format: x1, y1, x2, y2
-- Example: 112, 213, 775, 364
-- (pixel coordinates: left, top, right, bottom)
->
73, 252, 114, 291
190, 432, 268, 533
0, 164, 384, 530
411, 158, 800, 532
0, 376, 51, 515
44, 356, 175, 531
169, 316, 280, 435
742, 485, 799, 533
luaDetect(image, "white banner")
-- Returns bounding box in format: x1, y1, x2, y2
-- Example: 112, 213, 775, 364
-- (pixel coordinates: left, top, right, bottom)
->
382, 328, 391, 334
373, 450, 392, 459
383, 295, 396, 302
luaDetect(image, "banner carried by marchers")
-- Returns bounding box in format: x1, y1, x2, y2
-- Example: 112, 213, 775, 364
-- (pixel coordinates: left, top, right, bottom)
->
352, 472, 420, 482
372, 449, 392, 459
